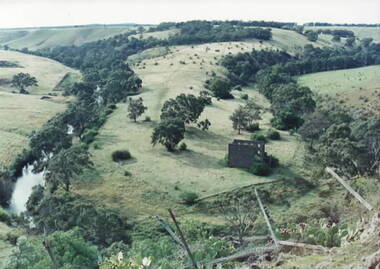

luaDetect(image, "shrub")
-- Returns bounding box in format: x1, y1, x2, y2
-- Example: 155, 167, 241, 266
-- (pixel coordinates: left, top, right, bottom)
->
250, 133, 267, 142
219, 154, 229, 167
246, 123, 260, 132
0, 207, 11, 224
112, 150, 132, 162
143, 116, 151, 122
93, 142, 101, 150
265, 155, 280, 168
267, 129, 281, 140
108, 104, 117, 110
250, 161, 271, 176
179, 142, 187, 151
240, 93, 248, 100
81, 129, 98, 145
209, 77, 233, 99
180, 192, 199, 205
124, 171, 132, 177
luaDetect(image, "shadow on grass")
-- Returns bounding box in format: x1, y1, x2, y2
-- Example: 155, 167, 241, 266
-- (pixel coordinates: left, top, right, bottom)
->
185, 127, 231, 151
167, 149, 222, 170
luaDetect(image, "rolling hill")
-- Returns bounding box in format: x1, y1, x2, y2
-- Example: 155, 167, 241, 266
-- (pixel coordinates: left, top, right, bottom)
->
0, 25, 137, 50
79, 41, 305, 219
0, 50, 79, 166
0, 50, 80, 94
298, 65, 380, 113
305, 26, 380, 42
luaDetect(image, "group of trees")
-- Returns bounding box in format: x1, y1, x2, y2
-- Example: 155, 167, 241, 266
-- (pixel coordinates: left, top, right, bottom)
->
168, 21, 272, 45
221, 49, 293, 86
152, 93, 210, 151
26, 191, 131, 247
299, 99, 380, 178
221, 41, 380, 130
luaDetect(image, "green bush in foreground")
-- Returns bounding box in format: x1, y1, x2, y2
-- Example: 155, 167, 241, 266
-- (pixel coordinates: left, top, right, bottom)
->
250, 160, 271, 176
112, 150, 132, 162
180, 192, 199, 205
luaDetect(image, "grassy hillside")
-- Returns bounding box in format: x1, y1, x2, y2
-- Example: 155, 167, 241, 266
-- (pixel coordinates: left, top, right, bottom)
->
298, 65, 380, 113
0, 91, 68, 167
0, 26, 137, 50
79, 41, 305, 219
0, 50, 80, 95
268, 28, 334, 53
305, 26, 380, 42
0, 50, 76, 166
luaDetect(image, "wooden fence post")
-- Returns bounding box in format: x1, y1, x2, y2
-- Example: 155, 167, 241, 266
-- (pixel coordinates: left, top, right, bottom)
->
254, 188, 278, 247
325, 167, 373, 211
168, 209, 199, 269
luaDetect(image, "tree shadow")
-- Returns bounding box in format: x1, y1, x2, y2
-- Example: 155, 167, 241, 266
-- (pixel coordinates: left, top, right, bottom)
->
185, 127, 231, 151
166, 149, 222, 170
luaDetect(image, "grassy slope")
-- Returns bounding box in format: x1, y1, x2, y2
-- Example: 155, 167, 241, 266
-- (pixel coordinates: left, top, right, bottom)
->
0, 50, 77, 166
267, 28, 334, 53
0, 50, 80, 95
0, 92, 68, 167
298, 65, 380, 113
79, 39, 305, 219
305, 26, 380, 42
0, 26, 137, 50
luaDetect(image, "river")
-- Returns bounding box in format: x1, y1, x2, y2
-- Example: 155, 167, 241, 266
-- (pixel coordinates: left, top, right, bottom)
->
7, 124, 73, 215
8, 164, 44, 215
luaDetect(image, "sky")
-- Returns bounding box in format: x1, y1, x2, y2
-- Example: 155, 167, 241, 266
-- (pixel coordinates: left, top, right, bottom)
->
0, 0, 379, 29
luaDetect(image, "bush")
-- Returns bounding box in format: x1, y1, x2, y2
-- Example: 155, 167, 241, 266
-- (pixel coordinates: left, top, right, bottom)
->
250, 133, 267, 142
93, 142, 101, 150
81, 129, 99, 145
143, 116, 151, 122
180, 192, 199, 205
179, 142, 187, 151
240, 93, 248, 100
267, 129, 281, 140
209, 77, 233, 99
265, 155, 280, 168
250, 161, 271, 176
112, 150, 132, 162
124, 171, 132, 177
108, 104, 117, 110
246, 123, 260, 132
0, 207, 11, 224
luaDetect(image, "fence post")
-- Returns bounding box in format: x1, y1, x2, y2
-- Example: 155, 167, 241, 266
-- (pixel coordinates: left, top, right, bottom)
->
168, 209, 199, 269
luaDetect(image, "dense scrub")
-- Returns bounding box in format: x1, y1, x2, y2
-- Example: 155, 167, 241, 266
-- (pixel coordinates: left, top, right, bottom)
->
27, 190, 131, 247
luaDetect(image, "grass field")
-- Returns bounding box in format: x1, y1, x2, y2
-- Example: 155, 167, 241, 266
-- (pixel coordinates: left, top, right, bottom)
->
0, 50, 80, 95
79, 41, 305, 219
0, 91, 68, 167
0, 50, 75, 166
0, 26, 137, 50
298, 65, 380, 113
305, 26, 380, 43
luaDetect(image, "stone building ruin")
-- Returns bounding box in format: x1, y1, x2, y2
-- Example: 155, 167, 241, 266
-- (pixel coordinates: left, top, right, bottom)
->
228, 139, 267, 169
